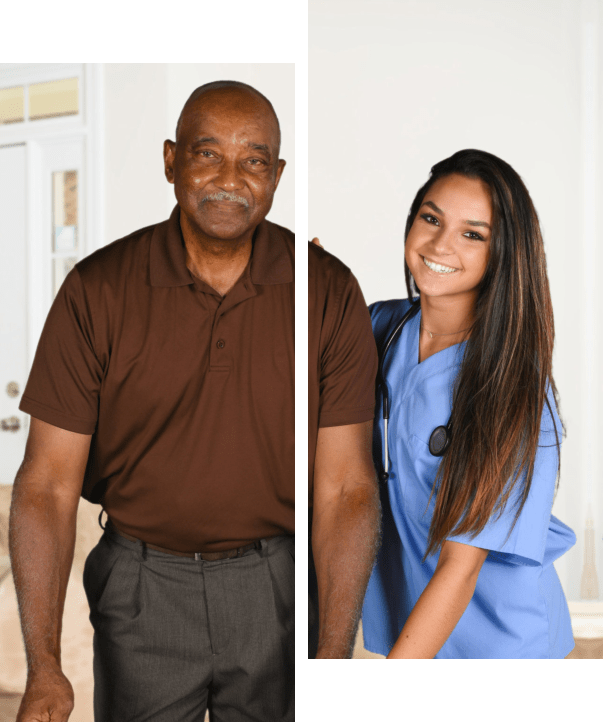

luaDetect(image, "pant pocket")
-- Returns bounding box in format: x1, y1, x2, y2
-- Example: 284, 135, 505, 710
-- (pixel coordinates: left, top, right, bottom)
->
266, 542, 295, 633
83, 536, 140, 625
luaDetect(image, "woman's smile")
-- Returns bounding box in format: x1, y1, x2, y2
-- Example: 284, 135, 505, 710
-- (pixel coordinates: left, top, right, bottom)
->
422, 256, 459, 274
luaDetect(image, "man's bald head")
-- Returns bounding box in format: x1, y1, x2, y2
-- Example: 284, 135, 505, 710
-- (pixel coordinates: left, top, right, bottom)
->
175, 80, 281, 154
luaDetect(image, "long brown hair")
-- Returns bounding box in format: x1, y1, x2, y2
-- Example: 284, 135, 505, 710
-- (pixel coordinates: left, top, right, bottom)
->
404, 149, 562, 559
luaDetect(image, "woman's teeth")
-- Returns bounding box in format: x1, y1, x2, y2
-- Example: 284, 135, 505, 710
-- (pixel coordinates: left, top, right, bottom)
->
423, 257, 457, 274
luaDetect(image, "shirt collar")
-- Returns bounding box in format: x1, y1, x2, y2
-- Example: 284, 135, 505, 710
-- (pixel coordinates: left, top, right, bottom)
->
150, 205, 293, 288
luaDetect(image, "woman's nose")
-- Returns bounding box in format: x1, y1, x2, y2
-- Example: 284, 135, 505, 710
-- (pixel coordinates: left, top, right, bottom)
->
429, 227, 455, 255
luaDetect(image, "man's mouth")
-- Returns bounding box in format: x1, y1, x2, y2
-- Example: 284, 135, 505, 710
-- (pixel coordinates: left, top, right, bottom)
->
202, 192, 249, 208
422, 256, 458, 274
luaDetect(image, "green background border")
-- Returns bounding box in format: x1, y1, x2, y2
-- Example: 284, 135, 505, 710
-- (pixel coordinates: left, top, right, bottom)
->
0, 0, 603, 722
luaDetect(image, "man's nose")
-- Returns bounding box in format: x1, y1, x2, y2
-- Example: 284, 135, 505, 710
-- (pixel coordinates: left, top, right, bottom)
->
214, 158, 245, 191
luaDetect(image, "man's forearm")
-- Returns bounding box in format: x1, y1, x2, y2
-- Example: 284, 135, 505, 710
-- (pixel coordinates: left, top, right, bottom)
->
9, 466, 78, 675
312, 482, 381, 658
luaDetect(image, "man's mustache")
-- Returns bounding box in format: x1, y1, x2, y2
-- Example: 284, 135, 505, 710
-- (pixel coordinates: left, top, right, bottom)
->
202, 192, 249, 207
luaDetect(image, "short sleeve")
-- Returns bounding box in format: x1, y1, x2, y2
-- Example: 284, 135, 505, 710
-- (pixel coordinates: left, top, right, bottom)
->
447, 395, 563, 566
319, 271, 378, 428
19, 266, 103, 434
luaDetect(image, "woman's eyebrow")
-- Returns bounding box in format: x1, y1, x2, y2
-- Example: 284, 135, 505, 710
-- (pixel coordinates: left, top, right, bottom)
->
465, 219, 491, 230
422, 200, 443, 214
422, 200, 491, 229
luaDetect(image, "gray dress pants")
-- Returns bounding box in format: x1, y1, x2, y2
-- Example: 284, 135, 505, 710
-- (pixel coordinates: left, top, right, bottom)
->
83, 521, 295, 721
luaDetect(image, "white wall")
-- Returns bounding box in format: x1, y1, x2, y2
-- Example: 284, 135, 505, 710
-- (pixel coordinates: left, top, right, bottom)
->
103, 63, 294, 245
103, 64, 169, 243
310, 0, 603, 602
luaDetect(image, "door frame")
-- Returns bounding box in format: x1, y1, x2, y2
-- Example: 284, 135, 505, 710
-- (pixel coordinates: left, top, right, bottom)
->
0, 63, 104, 366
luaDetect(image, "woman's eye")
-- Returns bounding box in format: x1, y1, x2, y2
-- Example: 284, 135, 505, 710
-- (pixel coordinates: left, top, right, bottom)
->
421, 213, 439, 225
464, 231, 484, 241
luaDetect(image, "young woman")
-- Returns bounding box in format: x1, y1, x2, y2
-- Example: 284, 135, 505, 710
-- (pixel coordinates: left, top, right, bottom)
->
361, 149, 576, 659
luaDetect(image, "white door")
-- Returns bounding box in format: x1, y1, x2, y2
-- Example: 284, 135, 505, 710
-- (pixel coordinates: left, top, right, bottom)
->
0, 144, 28, 485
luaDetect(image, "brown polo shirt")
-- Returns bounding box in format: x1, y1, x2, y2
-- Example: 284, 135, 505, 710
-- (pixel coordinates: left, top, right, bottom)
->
20, 206, 294, 552
308, 242, 378, 504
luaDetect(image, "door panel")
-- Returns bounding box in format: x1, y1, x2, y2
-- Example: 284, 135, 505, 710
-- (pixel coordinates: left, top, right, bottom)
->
0, 144, 27, 484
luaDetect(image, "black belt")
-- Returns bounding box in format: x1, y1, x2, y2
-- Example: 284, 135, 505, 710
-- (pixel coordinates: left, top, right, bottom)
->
109, 519, 262, 561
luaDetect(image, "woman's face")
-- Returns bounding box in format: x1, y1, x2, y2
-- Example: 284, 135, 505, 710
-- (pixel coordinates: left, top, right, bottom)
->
405, 173, 492, 301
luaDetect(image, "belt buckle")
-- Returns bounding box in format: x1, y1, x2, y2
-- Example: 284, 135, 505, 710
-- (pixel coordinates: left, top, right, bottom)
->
194, 541, 260, 562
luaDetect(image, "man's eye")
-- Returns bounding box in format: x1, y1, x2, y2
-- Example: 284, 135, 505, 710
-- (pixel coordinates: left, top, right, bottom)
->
248, 158, 265, 166
200, 150, 214, 157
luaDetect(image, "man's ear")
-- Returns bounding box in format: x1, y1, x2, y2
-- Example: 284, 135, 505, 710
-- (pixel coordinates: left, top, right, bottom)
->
273, 159, 286, 190
163, 140, 176, 184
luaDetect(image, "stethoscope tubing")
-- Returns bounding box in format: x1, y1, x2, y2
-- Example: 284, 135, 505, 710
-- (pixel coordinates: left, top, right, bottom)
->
377, 301, 451, 481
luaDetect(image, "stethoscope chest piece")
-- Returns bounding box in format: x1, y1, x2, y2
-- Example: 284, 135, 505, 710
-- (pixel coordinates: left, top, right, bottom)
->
428, 424, 451, 457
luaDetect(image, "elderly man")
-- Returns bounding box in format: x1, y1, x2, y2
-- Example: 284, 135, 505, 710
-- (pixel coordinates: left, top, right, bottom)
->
10, 81, 294, 722
308, 239, 381, 658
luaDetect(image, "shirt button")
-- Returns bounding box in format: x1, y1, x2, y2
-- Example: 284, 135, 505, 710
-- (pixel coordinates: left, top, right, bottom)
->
216, 339, 226, 349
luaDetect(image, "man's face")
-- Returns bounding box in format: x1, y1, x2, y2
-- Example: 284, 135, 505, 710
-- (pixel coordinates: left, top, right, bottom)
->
164, 89, 285, 242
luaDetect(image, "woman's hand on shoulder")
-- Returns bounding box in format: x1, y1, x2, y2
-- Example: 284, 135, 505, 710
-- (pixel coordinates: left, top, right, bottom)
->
311, 237, 323, 248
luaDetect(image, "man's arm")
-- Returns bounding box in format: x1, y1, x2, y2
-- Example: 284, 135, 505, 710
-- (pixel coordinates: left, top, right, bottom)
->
312, 420, 381, 659
9, 417, 92, 722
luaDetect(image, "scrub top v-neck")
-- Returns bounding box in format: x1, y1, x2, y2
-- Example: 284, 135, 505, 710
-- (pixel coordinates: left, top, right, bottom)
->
362, 298, 576, 659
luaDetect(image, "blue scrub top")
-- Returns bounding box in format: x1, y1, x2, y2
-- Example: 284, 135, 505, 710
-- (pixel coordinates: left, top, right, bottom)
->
362, 299, 576, 659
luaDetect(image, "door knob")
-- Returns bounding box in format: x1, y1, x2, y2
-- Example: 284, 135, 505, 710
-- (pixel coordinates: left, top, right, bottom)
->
1, 416, 20, 432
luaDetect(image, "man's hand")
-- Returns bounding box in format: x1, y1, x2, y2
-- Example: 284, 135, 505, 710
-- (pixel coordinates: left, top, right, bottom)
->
17, 668, 74, 722
312, 421, 380, 658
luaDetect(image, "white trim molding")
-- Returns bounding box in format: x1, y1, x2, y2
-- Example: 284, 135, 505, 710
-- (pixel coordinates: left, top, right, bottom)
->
85, 64, 105, 253
1, 63, 104, 363
570, 601, 603, 639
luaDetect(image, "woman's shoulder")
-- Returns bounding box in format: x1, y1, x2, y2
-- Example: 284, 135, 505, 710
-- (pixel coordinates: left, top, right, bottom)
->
539, 385, 564, 445
369, 297, 418, 351
369, 296, 417, 317
369, 297, 417, 327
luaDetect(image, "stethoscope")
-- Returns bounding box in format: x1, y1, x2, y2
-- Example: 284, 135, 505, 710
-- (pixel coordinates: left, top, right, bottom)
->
377, 302, 452, 482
